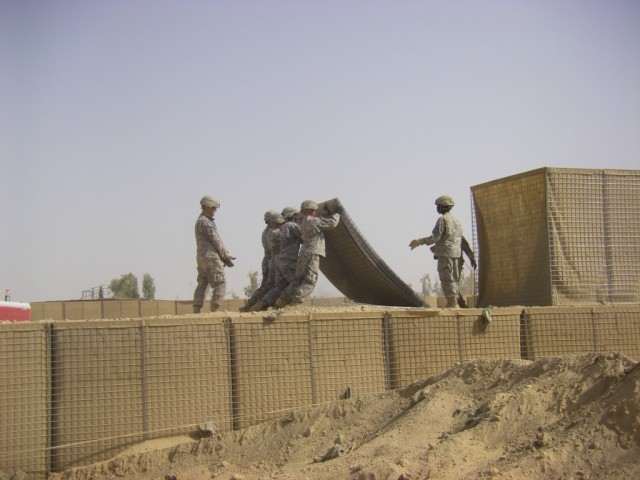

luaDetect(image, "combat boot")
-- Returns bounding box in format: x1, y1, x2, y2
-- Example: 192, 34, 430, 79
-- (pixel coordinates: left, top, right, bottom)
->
210, 302, 220, 312
249, 300, 267, 312
274, 295, 287, 309
193, 305, 201, 314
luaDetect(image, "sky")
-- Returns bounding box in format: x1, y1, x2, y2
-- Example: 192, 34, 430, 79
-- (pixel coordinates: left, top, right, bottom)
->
1, 0, 639, 303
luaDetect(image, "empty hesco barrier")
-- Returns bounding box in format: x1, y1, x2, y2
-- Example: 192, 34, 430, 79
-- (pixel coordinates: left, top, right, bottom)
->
230, 313, 314, 430
319, 198, 426, 307
0, 322, 49, 480
309, 311, 388, 404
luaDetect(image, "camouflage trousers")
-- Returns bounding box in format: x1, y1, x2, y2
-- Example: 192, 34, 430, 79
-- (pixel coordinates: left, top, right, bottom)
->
437, 256, 460, 298
286, 253, 320, 304
262, 254, 298, 306
193, 255, 226, 308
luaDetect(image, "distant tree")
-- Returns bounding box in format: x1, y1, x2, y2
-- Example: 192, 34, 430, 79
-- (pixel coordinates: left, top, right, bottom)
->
420, 274, 434, 299
109, 273, 140, 299
142, 273, 156, 300
244, 271, 259, 298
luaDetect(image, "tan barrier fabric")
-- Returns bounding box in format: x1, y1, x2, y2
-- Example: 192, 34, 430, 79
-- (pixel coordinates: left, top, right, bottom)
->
319, 198, 426, 307
51, 320, 146, 471
0, 323, 49, 480
472, 168, 640, 307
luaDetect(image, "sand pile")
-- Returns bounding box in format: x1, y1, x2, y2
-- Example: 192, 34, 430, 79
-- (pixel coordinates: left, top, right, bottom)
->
49, 352, 640, 480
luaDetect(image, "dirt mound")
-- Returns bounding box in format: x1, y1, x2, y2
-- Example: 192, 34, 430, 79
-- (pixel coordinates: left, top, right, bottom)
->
49, 352, 640, 480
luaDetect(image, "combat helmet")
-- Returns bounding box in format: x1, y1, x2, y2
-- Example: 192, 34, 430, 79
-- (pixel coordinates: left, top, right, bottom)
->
300, 200, 318, 211
200, 195, 220, 208
281, 206, 299, 220
435, 195, 455, 207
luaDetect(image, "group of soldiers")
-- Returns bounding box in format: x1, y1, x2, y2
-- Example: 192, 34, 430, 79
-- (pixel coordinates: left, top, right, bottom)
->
192, 196, 341, 313
193, 194, 474, 313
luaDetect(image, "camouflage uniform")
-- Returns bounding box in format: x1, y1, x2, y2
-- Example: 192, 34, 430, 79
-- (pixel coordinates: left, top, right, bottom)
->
244, 223, 276, 309
417, 211, 463, 298
285, 212, 340, 304
193, 212, 233, 309
262, 220, 302, 306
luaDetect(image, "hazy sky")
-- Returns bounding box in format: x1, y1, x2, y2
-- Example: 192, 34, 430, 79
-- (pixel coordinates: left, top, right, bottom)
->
2, 0, 639, 303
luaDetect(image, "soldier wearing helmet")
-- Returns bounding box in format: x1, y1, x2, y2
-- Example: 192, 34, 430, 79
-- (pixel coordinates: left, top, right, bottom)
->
240, 210, 280, 312
275, 200, 341, 308
193, 195, 235, 313
409, 195, 465, 308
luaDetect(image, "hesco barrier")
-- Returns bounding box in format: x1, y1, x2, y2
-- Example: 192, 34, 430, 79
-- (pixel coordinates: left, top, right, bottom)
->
1, 304, 639, 479
471, 168, 640, 307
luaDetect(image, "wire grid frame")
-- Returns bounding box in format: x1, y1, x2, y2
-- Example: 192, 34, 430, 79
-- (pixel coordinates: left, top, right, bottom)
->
546, 169, 640, 305
309, 312, 388, 404
230, 314, 314, 429
0, 324, 49, 480
50, 321, 145, 472
142, 319, 233, 437
470, 192, 479, 299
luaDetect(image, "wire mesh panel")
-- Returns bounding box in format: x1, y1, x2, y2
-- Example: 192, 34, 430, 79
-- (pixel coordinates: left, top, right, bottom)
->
547, 169, 609, 304
387, 310, 460, 389
309, 311, 387, 404
522, 307, 595, 359
143, 318, 233, 438
458, 307, 522, 361
231, 314, 313, 429
603, 170, 640, 303
0, 323, 49, 480
593, 305, 640, 361
50, 320, 145, 471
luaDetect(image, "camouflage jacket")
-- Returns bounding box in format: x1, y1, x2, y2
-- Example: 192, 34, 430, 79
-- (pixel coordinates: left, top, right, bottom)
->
299, 213, 340, 257
195, 213, 232, 262
277, 221, 302, 260
420, 212, 462, 258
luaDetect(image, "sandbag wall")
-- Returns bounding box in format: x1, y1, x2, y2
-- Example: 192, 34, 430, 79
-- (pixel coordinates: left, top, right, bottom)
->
1, 304, 639, 479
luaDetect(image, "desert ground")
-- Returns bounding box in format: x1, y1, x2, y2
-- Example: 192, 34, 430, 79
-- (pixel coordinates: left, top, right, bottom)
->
48, 350, 640, 480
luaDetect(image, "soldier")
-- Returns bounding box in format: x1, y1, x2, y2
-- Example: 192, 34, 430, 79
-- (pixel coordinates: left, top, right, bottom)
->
193, 195, 235, 313
241, 210, 279, 312
256, 207, 303, 310
409, 195, 464, 308
275, 200, 341, 308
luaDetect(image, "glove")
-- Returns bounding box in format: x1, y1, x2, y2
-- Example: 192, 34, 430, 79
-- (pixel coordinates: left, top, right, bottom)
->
224, 256, 236, 267
471, 258, 477, 269
334, 205, 344, 215
409, 239, 420, 250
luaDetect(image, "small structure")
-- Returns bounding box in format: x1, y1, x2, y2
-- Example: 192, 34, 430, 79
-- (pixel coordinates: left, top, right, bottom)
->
471, 167, 640, 307
0, 300, 31, 321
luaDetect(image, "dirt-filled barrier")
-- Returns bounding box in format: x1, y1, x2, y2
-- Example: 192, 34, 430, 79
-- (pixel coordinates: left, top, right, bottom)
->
1, 304, 638, 478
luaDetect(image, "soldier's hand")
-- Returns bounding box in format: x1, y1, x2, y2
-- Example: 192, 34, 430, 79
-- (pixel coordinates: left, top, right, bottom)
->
409, 239, 420, 250
224, 257, 236, 267
471, 259, 477, 269
334, 205, 344, 215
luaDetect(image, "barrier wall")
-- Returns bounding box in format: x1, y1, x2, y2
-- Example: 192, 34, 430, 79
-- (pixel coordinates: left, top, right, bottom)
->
1, 304, 638, 479
29, 298, 350, 320
471, 168, 640, 307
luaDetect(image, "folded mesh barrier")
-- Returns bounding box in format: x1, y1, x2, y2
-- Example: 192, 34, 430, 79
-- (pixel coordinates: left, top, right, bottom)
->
318, 198, 427, 307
